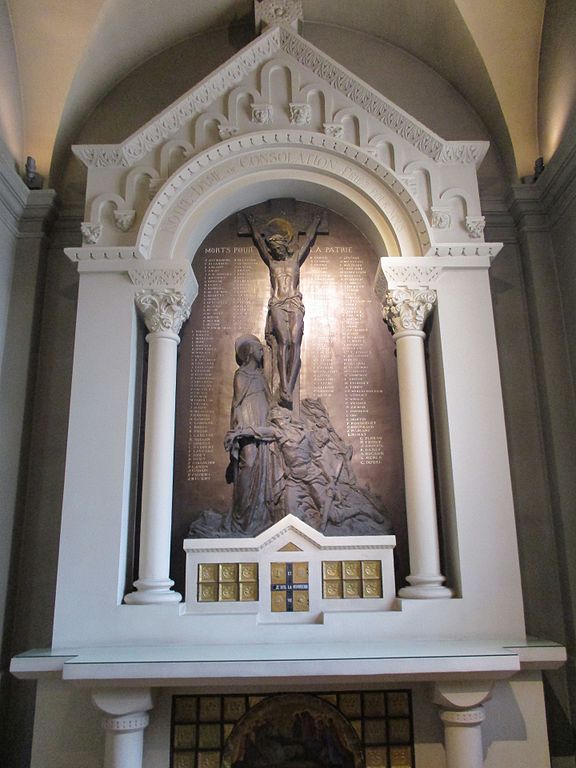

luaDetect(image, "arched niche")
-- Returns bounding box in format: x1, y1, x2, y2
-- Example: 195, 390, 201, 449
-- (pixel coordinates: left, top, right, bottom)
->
137, 133, 432, 268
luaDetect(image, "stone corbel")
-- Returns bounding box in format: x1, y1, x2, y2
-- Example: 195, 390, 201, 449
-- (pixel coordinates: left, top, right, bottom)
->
434, 682, 493, 768
92, 688, 154, 768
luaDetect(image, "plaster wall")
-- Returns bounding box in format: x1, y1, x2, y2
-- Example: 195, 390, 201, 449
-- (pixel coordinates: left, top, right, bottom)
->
538, 0, 576, 165
0, 2, 23, 169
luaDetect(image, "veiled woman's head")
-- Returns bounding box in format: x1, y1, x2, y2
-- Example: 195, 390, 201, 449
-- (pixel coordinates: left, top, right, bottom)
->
235, 334, 264, 366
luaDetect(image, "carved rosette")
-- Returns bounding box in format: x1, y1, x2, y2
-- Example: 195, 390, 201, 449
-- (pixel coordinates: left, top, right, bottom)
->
251, 103, 273, 124
80, 221, 102, 244
113, 209, 136, 232
256, 0, 303, 29
430, 207, 451, 229
465, 215, 486, 239
382, 288, 437, 335
323, 123, 343, 138
289, 102, 311, 125
135, 290, 191, 335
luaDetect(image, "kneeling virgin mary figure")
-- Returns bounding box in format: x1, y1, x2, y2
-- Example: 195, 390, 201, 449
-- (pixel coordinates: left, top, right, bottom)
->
225, 335, 282, 535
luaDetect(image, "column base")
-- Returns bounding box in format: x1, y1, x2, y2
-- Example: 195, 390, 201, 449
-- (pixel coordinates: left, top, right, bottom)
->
399, 575, 453, 599
124, 578, 182, 605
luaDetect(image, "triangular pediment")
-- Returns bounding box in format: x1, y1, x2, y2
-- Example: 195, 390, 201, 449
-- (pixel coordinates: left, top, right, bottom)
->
73, 25, 487, 171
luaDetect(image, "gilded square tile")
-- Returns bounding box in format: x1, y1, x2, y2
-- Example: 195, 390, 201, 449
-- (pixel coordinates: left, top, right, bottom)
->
239, 563, 257, 582
387, 692, 410, 717
364, 718, 387, 744
343, 579, 362, 598
199, 697, 221, 722
198, 563, 218, 583
270, 563, 286, 584
219, 563, 238, 582
293, 591, 309, 611
343, 560, 362, 579
271, 591, 286, 612
323, 561, 342, 579
174, 697, 197, 722
239, 582, 258, 601
365, 746, 388, 768
363, 579, 382, 598
198, 583, 218, 602
223, 697, 245, 721
362, 560, 381, 579
174, 724, 196, 749
363, 692, 386, 717
293, 562, 309, 583
323, 580, 343, 599
219, 583, 239, 601
388, 718, 411, 744
390, 746, 411, 767
173, 753, 196, 768
198, 723, 221, 749
198, 751, 220, 768
338, 693, 361, 718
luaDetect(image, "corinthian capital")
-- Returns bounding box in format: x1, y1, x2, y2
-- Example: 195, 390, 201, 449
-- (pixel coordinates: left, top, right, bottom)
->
135, 290, 191, 335
382, 288, 437, 334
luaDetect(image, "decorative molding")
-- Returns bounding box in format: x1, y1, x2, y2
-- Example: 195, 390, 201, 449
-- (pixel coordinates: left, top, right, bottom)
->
139, 132, 431, 256
382, 288, 437, 334
289, 102, 311, 125
129, 267, 191, 292
425, 243, 502, 259
375, 265, 442, 297
80, 221, 102, 244
113, 209, 136, 232
278, 27, 488, 167
102, 713, 150, 732
135, 289, 191, 334
72, 26, 486, 169
323, 123, 343, 138
439, 708, 485, 726
251, 103, 273, 124
465, 215, 486, 239
430, 206, 451, 229
65, 246, 139, 263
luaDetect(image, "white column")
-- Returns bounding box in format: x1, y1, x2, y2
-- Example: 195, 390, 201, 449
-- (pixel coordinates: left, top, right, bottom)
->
434, 682, 493, 768
383, 287, 451, 598
440, 708, 485, 768
93, 689, 153, 768
125, 289, 191, 604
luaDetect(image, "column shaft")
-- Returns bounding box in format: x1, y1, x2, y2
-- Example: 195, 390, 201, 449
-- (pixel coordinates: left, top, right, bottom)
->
440, 708, 485, 768
125, 288, 190, 605
382, 287, 451, 598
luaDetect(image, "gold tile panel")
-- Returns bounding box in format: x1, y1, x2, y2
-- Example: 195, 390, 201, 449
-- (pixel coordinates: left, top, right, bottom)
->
270, 562, 286, 584
322, 560, 383, 600
293, 591, 309, 611
197, 563, 258, 603
390, 746, 412, 768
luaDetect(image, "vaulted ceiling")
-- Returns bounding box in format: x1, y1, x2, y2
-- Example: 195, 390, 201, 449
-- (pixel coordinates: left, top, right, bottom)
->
4, 0, 570, 184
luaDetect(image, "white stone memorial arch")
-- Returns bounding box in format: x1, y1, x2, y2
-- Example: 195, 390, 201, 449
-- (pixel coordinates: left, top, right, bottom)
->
11, 12, 565, 768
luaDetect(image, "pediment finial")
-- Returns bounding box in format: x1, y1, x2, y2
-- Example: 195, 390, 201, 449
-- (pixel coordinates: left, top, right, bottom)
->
255, 0, 303, 33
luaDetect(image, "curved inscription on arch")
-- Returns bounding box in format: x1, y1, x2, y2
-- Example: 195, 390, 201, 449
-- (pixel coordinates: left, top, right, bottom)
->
137, 131, 431, 261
